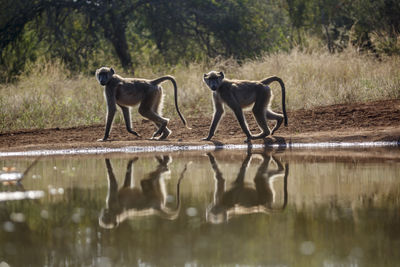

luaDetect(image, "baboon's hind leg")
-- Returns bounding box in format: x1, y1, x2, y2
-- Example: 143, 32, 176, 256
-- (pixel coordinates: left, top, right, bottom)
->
266, 109, 284, 135
151, 90, 172, 140
151, 122, 171, 140
251, 94, 271, 139
138, 91, 170, 140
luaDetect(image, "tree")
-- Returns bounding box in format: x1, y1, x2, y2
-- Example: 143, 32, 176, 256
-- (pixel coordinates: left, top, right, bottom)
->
0, 0, 150, 77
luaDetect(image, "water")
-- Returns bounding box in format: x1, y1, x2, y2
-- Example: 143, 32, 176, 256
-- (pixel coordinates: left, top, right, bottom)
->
0, 148, 399, 266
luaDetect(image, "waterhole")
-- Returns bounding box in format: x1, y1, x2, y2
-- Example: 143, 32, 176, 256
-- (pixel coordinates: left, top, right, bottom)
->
0, 147, 399, 266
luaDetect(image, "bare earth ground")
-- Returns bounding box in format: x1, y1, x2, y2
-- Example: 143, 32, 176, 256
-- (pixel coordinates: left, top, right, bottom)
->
1, 99, 400, 153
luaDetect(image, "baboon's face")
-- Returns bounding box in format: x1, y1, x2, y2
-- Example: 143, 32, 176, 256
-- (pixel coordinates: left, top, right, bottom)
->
206, 206, 227, 224
96, 67, 115, 86
203, 71, 224, 91
98, 208, 118, 229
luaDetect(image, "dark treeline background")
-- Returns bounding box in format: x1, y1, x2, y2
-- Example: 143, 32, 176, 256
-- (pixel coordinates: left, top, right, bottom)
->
1, 0, 399, 82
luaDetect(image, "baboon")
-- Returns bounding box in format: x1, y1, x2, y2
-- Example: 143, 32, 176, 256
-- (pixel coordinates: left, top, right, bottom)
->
95, 67, 189, 141
202, 71, 288, 142
99, 156, 189, 228
206, 152, 289, 224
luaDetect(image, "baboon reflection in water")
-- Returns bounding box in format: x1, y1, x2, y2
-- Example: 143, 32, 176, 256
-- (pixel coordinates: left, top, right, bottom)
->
206, 152, 289, 224
99, 156, 189, 229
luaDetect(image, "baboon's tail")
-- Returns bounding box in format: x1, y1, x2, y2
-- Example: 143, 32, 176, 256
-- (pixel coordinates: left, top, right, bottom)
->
159, 161, 190, 220
151, 76, 191, 129
261, 76, 288, 126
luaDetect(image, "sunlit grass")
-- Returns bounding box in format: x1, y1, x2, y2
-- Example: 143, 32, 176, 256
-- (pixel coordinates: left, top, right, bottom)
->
1, 49, 399, 132
0, 60, 104, 132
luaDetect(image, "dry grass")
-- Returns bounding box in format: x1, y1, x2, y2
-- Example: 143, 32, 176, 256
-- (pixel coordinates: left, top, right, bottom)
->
0, 60, 104, 132
1, 49, 399, 133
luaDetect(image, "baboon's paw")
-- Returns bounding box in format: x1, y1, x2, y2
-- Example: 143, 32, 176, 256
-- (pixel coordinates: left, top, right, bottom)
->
252, 132, 269, 139
151, 131, 162, 138
158, 129, 172, 140
128, 130, 141, 137
244, 138, 253, 143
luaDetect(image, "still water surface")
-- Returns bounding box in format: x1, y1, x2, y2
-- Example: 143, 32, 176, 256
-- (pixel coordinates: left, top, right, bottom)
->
0, 149, 399, 266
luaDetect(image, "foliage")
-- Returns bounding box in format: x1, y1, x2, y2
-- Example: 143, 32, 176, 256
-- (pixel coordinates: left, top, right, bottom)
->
1, 0, 399, 82
0, 0, 399, 132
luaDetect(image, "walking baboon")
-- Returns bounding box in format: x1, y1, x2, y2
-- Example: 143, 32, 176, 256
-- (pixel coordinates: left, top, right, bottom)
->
95, 67, 189, 141
206, 152, 289, 224
202, 71, 288, 142
99, 156, 189, 228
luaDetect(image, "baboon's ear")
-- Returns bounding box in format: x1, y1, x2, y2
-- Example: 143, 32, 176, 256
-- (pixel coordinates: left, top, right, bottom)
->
219, 71, 224, 79
203, 73, 207, 78
110, 68, 115, 75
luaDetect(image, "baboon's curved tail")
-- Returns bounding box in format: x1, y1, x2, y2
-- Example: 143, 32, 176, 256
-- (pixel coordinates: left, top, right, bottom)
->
159, 161, 190, 220
261, 76, 288, 126
151, 76, 191, 129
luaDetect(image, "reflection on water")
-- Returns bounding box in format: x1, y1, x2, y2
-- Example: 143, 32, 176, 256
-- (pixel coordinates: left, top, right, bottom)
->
0, 157, 44, 201
100, 156, 189, 228
0, 148, 399, 266
206, 152, 288, 223
0, 157, 40, 190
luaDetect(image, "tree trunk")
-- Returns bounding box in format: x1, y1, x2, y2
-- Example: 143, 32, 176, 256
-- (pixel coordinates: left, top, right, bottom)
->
101, 12, 134, 73
110, 28, 133, 72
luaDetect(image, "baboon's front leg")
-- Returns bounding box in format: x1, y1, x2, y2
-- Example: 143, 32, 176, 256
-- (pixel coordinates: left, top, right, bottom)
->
207, 153, 225, 203
234, 153, 252, 184
203, 109, 224, 141
203, 95, 225, 141
120, 105, 141, 137
104, 159, 119, 204
221, 95, 253, 142
122, 158, 139, 188
230, 106, 253, 142
99, 102, 116, 142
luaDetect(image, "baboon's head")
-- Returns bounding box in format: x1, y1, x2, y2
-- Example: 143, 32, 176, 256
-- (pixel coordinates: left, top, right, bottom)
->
98, 208, 119, 229
96, 67, 115, 86
203, 71, 224, 91
206, 205, 228, 224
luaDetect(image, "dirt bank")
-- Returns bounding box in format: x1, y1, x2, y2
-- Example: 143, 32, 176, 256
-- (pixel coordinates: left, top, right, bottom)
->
1, 99, 400, 153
